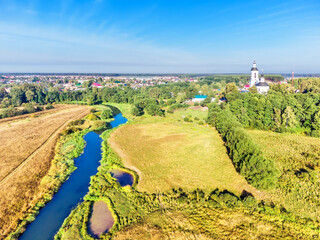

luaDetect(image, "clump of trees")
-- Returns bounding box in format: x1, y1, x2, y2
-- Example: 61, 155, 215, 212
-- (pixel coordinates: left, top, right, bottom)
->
297, 78, 320, 93
224, 91, 320, 136
132, 99, 165, 117
208, 106, 280, 189
101, 107, 113, 119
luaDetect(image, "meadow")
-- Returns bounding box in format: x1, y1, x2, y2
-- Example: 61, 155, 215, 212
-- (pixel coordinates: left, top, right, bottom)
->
109, 121, 257, 195
6, 102, 320, 239
55, 104, 320, 239
247, 129, 320, 220
0, 105, 90, 239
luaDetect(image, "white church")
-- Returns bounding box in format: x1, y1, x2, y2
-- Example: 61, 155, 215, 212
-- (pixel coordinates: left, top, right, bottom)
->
249, 60, 269, 94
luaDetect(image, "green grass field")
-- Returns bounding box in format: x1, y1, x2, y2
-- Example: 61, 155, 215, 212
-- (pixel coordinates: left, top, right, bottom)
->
109, 119, 258, 196
170, 107, 208, 121
247, 129, 320, 220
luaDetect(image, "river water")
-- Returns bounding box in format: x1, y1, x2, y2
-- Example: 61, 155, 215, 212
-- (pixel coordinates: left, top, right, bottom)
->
19, 113, 127, 240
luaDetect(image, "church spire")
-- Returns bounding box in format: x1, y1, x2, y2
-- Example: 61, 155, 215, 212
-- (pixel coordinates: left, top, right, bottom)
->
250, 60, 259, 87
260, 69, 265, 82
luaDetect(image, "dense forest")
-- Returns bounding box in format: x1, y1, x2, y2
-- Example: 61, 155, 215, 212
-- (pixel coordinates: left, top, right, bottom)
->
208, 78, 320, 137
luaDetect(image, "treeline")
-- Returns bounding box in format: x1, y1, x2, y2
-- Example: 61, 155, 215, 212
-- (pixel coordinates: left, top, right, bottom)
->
200, 74, 284, 87
208, 106, 279, 189
264, 75, 284, 82
200, 75, 249, 87
296, 77, 320, 93
0, 103, 53, 119
225, 91, 320, 137
0, 82, 214, 118
0, 82, 197, 106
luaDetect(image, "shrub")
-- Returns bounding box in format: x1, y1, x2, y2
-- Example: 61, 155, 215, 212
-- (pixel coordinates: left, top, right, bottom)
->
101, 107, 113, 119
91, 120, 107, 130
311, 130, 320, 138
35, 105, 43, 112
70, 119, 85, 126
167, 109, 174, 114
198, 120, 204, 125
132, 106, 143, 116
1, 106, 17, 118
46, 103, 54, 110
24, 103, 35, 113
85, 113, 99, 120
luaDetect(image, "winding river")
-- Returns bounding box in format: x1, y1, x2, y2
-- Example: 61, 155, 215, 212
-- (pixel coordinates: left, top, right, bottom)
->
19, 113, 128, 240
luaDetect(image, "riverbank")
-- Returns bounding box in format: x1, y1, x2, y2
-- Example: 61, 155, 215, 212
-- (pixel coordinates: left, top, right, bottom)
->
4, 106, 116, 240
0, 106, 90, 240
6, 128, 88, 239
54, 103, 320, 239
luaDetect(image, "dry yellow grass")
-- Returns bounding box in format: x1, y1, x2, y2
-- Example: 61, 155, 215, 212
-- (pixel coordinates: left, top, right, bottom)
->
0, 105, 90, 238
114, 206, 313, 240
109, 121, 259, 196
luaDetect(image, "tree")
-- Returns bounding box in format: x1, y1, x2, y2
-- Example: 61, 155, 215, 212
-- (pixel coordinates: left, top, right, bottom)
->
101, 108, 113, 119
24, 103, 35, 113
26, 90, 35, 102
312, 111, 320, 130
132, 105, 144, 116
282, 106, 297, 128
273, 108, 282, 129
225, 83, 238, 94
249, 85, 257, 94
10, 87, 25, 106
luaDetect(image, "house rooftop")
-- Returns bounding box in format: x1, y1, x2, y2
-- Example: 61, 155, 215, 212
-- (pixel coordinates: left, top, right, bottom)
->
194, 95, 207, 98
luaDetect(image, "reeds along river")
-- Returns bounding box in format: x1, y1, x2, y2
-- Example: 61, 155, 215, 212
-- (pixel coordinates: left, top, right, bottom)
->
19, 113, 128, 240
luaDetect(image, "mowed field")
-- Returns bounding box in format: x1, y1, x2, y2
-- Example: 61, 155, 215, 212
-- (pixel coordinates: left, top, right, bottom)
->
109, 121, 258, 196
0, 105, 89, 238
247, 129, 320, 220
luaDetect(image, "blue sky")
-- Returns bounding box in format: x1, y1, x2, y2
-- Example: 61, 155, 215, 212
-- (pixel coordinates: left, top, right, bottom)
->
0, 0, 319, 73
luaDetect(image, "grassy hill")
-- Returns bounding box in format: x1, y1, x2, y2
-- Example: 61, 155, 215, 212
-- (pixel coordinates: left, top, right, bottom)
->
247, 129, 320, 220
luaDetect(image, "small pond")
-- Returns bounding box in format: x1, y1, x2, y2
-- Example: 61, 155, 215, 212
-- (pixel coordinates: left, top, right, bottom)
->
88, 201, 115, 238
110, 169, 134, 187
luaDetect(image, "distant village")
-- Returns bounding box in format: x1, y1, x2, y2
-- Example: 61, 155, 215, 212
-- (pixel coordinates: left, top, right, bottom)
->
0, 75, 199, 93
1, 61, 301, 100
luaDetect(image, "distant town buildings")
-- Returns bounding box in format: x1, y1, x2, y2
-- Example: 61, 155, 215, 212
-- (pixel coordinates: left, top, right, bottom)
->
92, 82, 103, 88
192, 95, 207, 102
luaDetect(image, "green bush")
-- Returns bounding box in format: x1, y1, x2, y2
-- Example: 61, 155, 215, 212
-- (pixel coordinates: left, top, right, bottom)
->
166, 109, 174, 114
85, 113, 100, 120
311, 130, 320, 138
46, 103, 54, 110
101, 107, 113, 119
91, 120, 107, 130
24, 103, 35, 113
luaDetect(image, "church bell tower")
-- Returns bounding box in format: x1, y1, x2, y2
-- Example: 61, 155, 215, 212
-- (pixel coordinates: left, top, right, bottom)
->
250, 60, 259, 87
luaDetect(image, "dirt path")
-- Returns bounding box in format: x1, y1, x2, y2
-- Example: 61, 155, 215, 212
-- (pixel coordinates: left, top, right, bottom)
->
0, 110, 88, 188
